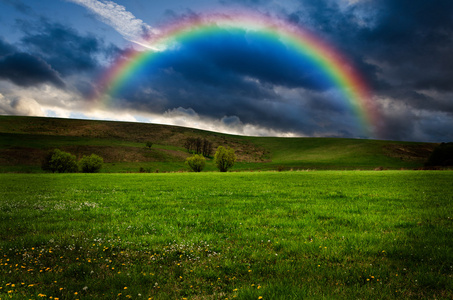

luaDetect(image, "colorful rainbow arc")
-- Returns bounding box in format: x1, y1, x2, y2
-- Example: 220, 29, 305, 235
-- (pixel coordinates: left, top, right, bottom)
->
93, 12, 379, 137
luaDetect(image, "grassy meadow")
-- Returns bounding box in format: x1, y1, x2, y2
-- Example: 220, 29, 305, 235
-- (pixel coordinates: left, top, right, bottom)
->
1, 171, 452, 299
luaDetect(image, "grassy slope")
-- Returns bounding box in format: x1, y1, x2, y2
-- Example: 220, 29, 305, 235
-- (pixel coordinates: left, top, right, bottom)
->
1, 171, 452, 299
249, 137, 433, 170
0, 115, 437, 172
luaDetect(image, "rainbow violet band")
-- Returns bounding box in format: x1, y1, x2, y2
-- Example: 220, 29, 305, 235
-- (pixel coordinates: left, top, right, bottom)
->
93, 11, 379, 138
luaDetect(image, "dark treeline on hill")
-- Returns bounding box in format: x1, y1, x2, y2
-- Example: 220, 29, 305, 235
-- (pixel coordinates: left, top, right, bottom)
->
425, 143, 453, 167
0, 116, 443, 172
184, 137, 213, 157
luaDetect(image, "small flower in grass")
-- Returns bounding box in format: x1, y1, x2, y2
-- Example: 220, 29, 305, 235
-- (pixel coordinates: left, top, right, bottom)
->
124, 287, 128, 290
258, 297, 263, 299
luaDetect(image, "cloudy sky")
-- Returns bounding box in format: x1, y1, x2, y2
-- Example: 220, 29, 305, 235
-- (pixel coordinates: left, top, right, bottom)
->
0, 0, 452, 142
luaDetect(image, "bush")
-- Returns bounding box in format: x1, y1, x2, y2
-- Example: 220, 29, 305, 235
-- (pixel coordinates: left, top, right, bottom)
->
186, 154, 206, 172
139, 167, 152, 173
41, 149, 78, 173
79, 154, 103, 173
214, 146, 236, 172
145, 141, 153, 149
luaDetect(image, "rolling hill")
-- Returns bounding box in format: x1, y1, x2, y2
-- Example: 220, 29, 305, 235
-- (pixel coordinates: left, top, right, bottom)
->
0, 115, 437, 172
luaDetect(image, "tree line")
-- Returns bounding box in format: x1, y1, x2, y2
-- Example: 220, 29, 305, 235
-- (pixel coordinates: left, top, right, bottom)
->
184, 137, 213, 157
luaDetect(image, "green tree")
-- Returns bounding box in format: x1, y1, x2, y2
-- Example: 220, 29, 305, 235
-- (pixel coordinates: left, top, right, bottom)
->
79, 154, 104, 173
41, 149, 78, 173
185, 154, 206, 172
214, 146, 236, 172
145, 141, 153, 149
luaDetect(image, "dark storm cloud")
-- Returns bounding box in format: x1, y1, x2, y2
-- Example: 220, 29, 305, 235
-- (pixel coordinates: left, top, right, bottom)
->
19, 20, 104, 76
0, 37, 16, 56
221, 0, 453, 140
0, 18, 122, 96
276, 0, 453, 95
357, 0, 453, 92
0, 38, 65, 88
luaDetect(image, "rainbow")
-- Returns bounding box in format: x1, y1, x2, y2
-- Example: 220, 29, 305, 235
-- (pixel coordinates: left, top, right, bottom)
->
93, 11, 379, 137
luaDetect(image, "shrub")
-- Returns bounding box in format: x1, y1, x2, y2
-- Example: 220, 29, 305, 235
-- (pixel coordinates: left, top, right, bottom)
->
79, 154, 103, 173
214, 146, 236, 172
41, 149, 78, 173
185, 154, 206, 172
145, 141, 153, 149
139, 167, 152, 173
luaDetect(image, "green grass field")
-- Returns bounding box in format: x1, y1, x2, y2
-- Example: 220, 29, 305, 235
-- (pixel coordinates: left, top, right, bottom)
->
1, 171, 452, 299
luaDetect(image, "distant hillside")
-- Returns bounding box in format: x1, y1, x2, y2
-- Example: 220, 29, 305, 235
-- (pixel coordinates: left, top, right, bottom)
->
0, 116, 437, 172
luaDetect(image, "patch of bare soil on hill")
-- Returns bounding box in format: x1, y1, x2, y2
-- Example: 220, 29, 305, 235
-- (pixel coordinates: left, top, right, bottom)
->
383, 143, 437, 161
0, 148, 47, 165
65, 146, 192, 163
0, 146, 191, 165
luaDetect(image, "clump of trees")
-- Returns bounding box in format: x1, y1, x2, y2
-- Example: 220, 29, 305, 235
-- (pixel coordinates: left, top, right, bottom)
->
184, 137, 213, 157
185, 154, 206, 172
214, 146, 236, 172
42, 149, 103, 173
425, 142, 453, 166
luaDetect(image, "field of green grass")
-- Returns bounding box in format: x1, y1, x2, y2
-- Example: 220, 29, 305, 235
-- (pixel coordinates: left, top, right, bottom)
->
1, 171, 452, 299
